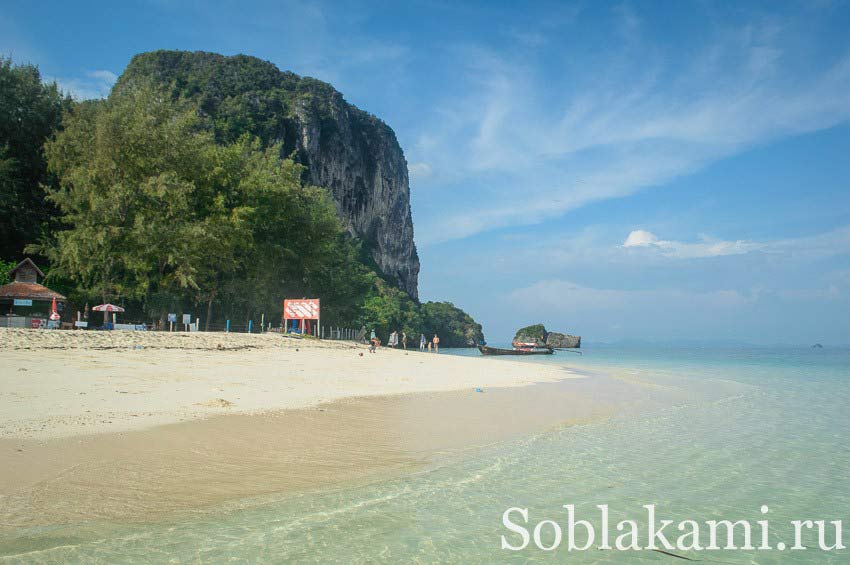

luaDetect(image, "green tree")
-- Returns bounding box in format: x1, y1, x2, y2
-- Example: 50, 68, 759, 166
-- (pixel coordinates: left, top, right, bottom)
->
37, 80, 379, 328
0, 259, 16, 285
420, 302, 484, 347
36, 83, 247, 313
0, 56, 72, 259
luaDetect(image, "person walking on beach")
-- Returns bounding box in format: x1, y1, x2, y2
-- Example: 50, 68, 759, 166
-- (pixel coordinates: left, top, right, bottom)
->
433, 334, 440, 353
402, 332, 407, 350
420, 333, 426, 351
370, 328, 376, 341
427, 339, 432, 353
369, 336, 380, 353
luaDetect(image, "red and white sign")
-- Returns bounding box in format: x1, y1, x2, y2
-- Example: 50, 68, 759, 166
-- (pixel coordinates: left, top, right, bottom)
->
283, 299, 320, 320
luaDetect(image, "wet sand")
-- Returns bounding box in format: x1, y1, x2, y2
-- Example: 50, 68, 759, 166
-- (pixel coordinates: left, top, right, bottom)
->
0, 373, 650, 532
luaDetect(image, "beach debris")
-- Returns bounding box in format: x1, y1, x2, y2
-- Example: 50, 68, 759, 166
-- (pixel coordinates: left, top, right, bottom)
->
195, 398, 234, 408
475, 388, 484, 393
359, 352, 364, 356
650, 549, 698, 561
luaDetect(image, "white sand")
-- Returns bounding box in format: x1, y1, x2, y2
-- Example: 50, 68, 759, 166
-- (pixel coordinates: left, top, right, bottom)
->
0, 328, 577, 439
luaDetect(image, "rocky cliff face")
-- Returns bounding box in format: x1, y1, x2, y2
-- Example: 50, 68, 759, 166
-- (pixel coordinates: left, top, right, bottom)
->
290, 91, 419, 299
514, 323, 581, 348
117, 51, 420, 299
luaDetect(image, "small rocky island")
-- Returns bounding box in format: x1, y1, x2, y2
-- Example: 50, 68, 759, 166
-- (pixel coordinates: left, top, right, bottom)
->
513, 324, 581, 348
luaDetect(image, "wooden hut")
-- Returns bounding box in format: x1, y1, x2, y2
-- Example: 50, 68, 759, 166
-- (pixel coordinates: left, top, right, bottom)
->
0, 258, 67, 328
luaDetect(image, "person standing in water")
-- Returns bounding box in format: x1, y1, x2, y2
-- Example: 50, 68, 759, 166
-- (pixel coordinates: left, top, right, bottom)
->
419, 333, 426, 351
433, 334, 440, 353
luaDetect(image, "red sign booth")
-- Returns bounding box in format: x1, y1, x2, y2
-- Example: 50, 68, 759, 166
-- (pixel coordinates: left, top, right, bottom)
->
283, 298, 320, 335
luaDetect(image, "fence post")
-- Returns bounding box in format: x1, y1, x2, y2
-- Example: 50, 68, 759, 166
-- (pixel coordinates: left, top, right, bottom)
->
248, 320, 253, 333
226, 320, 230, 333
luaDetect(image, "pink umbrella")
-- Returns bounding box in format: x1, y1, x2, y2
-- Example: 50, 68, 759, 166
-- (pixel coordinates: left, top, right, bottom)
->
92, 303, 125, 323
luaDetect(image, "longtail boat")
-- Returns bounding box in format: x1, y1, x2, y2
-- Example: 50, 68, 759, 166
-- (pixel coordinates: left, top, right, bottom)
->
478, 344, 554, 356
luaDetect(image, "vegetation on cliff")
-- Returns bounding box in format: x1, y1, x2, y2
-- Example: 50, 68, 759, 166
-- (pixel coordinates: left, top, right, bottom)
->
514, 323, 581, 348
514, 324, 548, 342
357, 283, 484, 346
116, 50, 420, 299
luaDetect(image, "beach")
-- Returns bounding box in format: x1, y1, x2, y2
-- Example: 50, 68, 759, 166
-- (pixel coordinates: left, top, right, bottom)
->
0, 328, 640, 534
2, 337, 849, 562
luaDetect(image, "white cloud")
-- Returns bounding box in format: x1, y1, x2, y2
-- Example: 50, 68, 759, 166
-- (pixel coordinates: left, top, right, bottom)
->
88, 69, 118, 83
51, 69, 118, 100
622, 230, 764, 258
620, 225, 850, 260
623, 230, 659, 248
408, 162, 432, 179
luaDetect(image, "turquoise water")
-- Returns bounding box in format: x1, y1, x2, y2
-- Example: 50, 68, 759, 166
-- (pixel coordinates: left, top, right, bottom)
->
3, 346, 850, 563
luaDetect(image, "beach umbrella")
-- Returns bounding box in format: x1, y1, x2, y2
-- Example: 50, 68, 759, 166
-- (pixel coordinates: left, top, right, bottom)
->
92, 303, 125, 323
49, 297, 61, 321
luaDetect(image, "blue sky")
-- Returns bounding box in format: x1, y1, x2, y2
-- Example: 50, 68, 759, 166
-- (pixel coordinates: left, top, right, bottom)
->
4, 0, 850, 344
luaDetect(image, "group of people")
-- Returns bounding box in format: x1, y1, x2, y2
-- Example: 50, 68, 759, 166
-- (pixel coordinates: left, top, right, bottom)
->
387, 330, 407, 349
368, 329, 440, 353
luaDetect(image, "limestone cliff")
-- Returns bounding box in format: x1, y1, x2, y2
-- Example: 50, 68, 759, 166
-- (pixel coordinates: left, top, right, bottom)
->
116, 50, 420, 299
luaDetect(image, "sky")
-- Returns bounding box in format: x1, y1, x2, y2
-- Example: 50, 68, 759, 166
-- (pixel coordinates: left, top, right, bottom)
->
3, 0, 850, 344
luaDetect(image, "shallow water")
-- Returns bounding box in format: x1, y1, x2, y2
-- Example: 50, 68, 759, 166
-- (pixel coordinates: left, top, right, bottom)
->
3, 345, 849, 563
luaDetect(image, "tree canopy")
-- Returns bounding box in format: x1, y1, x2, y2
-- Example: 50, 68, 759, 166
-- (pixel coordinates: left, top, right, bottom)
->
0, 57, 72, 258
36, 82, 372, 326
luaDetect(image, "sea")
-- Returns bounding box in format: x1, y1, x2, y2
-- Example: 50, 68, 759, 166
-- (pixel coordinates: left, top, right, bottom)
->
3, 345, 850, 563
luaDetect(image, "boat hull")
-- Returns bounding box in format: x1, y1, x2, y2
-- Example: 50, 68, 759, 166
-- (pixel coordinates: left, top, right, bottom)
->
478, 345, 554, 356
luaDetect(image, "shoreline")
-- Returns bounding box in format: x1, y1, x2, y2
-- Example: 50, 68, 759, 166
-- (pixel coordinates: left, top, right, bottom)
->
0, 328, 576, 440
0, 328, 655, 539
1, 374, 652, 535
